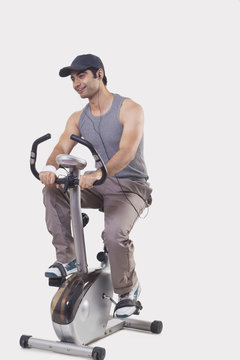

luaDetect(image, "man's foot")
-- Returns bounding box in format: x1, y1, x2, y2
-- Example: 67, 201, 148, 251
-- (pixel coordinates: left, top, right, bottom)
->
45, 259, 77, 278
115, 282, 142, 318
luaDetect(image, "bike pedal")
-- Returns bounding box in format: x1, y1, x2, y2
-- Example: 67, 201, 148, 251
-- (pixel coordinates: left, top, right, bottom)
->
48, 277, 66, 287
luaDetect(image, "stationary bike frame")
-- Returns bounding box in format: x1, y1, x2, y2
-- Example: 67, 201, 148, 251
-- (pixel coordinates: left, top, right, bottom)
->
20, 133, 163, 359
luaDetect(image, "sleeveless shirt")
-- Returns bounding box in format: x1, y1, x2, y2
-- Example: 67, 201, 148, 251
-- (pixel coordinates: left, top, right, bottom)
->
78, 93, 149, 184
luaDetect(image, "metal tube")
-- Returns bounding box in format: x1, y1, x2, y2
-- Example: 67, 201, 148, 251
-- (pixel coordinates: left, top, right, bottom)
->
28, 337, 94, 357
123, 318, 152, 332
69, 169, 88, 274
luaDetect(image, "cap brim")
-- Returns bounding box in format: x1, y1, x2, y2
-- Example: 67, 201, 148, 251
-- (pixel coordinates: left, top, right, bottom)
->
59, 65, 89, 77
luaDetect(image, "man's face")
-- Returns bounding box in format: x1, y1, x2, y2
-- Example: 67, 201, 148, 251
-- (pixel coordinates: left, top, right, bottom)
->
70, 69, 98, 99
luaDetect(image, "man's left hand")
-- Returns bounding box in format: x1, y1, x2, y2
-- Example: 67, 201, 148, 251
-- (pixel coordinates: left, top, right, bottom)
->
79, 169, 102, 190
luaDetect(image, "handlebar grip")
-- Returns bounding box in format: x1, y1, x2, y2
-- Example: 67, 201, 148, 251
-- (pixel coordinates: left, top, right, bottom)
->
30, 133, 51, 180
31, 133, 51, 153
70, 134, 107, 185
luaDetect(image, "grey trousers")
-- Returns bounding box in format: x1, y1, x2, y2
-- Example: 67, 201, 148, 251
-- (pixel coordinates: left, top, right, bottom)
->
42, 177, 152, 295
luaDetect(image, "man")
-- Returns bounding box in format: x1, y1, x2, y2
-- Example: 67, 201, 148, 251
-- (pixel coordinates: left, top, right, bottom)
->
40, 54, 152, 318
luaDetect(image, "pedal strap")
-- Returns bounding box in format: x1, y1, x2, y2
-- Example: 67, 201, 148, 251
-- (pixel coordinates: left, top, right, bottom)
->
49, 262, 66, 278
114, 299, 143, 315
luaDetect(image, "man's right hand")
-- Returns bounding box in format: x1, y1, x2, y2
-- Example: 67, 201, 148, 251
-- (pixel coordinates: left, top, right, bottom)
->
39, 171, 56, 185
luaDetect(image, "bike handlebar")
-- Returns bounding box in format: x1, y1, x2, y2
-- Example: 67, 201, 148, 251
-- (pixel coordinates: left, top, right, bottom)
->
30, 133, 107, 186
70, 134, 107, 186
30, 133, 51, 180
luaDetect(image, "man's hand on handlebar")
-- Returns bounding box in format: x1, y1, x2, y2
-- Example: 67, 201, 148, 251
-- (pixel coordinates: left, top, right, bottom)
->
79, 169, 102, 190
39, 171, 57, 185
39, 169, 103, 189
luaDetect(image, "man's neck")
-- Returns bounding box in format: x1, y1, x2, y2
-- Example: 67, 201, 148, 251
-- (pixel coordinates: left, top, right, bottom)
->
89, 86, 114, 116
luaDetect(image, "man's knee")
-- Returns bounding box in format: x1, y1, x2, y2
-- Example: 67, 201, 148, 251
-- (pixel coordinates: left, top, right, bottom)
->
102, 227, 129, 247
42, 185, 58, 205
43, 185, 69, 206
42, 184, 58, 197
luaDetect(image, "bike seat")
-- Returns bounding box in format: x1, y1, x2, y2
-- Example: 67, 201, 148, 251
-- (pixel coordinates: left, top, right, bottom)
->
56, 154, 87, 170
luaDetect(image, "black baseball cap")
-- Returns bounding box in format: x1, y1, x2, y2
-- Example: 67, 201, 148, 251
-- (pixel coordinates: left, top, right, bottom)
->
59, 54, 105, 77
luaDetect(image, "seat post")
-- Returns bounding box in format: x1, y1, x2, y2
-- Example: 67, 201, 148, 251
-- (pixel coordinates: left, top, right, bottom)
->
69, 168, 88, 274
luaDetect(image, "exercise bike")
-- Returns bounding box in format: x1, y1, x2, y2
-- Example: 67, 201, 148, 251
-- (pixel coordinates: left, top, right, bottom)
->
20, 133, 163, 359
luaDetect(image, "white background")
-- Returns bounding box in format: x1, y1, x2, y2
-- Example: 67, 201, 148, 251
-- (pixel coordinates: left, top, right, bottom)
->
1, 0, 240, 359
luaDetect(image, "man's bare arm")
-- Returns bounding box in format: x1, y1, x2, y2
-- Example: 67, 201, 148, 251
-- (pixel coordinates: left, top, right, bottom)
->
105, 99, 144, 177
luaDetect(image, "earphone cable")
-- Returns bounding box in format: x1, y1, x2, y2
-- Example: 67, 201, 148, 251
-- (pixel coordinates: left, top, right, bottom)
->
81, 82, 149, 219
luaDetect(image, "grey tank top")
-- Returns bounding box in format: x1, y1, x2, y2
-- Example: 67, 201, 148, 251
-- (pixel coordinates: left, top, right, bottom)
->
78, 93, 149, 184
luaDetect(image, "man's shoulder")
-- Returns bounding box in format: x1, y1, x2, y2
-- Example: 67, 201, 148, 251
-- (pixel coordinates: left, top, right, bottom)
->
119, 97, 144, 125
71, 109, 84, 118
68, 109, 84, 122
121, 97, 143, 115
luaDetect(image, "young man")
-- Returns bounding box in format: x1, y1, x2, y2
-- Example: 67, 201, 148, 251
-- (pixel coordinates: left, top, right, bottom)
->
40, 54, 152, 318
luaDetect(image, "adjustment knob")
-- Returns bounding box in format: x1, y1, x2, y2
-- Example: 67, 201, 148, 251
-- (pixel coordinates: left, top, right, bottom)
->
82, 213, 89, 227
97, 251, 108, 263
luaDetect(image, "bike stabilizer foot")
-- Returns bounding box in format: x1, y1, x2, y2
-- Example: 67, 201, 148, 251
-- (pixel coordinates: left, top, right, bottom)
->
19, 335, 106, 359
